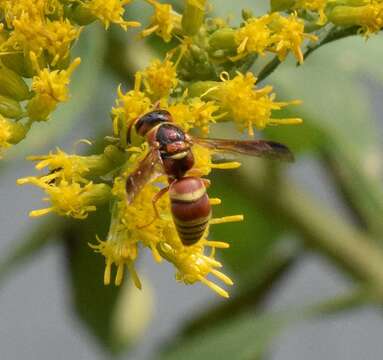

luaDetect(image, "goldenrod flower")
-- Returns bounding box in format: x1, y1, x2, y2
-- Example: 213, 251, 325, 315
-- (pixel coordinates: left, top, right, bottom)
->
17, 178, 111, 219
7, 15, 81, 66
294, 0, 328, 24
27, 53, 81, 120
233, 15, 273, 61
82, 0, 140, 30
26, 148, 91, 184
269, 13, 317, 64
214, 72, 302, 135
140, 58, 178, 100
166, 97, 222, 135
111, 74, 152, 136
141, 0, 181, 42
0, 115, 12, 156
329, 2, 383, 36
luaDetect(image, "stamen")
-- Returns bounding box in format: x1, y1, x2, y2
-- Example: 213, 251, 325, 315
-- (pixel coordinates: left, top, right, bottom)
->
209, 198, 222, 205
198, 276, 229, 298
210, 269, 234, 285
115, 262, 125, 286
29, 208, 53, 217
204, 241, 230, 249
104, 259, 112, 285
211, 161, 241, 170
268, 118, 303, 126
128, 263, 142, 290
210, 215, 244, 225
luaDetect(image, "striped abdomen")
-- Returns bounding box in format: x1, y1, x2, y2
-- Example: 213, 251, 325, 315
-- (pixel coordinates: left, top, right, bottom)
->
169, 177, 211, 246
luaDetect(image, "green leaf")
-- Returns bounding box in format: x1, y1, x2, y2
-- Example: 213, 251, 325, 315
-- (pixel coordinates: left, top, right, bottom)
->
63, 206, 153, 354
160, 309, 296, 360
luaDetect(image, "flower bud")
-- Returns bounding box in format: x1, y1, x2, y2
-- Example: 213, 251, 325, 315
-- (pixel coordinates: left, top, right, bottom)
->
27, 94, 57, 121
209, 28, 237, 51
0, 64, 31, 101
328, 3, 383, 33
0, 95, 23, 119
182, 0, 207, 36
67, 3, 97, 26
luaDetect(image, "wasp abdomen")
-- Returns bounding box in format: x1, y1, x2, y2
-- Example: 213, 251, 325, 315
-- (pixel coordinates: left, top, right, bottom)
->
169, 177, 211, 246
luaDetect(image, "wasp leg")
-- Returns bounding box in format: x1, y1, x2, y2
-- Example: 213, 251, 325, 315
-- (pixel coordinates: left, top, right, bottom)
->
137, 186, 169, 229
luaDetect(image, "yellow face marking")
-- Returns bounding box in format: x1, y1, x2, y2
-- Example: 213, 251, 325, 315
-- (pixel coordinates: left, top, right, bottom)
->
170, 186, 206, 202
169, 151, 188, 160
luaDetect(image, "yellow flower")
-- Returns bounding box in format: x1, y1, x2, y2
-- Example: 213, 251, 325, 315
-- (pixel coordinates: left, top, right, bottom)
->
269, 13, 317, 64
31, 53, 81, 102
0, 116, 12, 156
141, 0, 181, 42
82, 0, 140, 30
140, 57, 178, 100
233, 15, 273, 61
352, 1, 383, 35
166, 97, 222, 135
158, 234, 233, 298
213, 72, 302, 135
17, 178, 111, 219
111, 73, 152, 137
7, 15, 81, 66
27, 53, 81, 120
294, 0, 328, 24
90, 143, 242, 297
26, 147, 91, 184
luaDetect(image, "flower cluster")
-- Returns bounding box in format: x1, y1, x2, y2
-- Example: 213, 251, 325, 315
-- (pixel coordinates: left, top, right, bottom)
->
16, 0, 383, 298
0, 0, 138, 157
273, 0, 383, 36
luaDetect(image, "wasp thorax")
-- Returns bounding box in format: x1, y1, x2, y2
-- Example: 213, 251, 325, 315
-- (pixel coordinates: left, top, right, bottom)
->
169, 177, 211, 246
135, 109, 172, 137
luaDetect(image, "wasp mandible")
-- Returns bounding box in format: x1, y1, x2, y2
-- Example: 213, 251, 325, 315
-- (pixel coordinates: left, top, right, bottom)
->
125, 109, 293, 246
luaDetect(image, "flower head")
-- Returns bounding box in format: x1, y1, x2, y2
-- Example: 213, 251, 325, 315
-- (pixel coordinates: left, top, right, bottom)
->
0, 116, 12, 156
294, 0, 328, 24
141, 0, 181, 42
140, 57, 178, 100
111, 74, 152, 136
233, 15, 273, 60
82, 0, 140, 30
17, 178, 111, 219
213, 72, 302, 135
269, 13, 317, 64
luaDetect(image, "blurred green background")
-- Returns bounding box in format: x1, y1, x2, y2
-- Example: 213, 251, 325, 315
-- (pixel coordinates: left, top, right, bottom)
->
0, 1, 383, 359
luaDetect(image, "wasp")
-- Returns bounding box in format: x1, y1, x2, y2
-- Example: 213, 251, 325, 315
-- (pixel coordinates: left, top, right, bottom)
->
125, 109, 293, 246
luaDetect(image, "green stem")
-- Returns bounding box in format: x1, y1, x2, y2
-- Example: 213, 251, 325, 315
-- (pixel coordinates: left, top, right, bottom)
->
257, 56, 281, 83
236, 166, 383, 300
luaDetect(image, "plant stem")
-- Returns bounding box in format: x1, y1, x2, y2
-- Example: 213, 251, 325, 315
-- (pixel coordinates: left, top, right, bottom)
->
236, 166, 383, 301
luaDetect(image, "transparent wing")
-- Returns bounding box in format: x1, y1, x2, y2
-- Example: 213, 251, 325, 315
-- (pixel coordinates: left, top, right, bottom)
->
193, 137, 294, 162
125, 149, 163, 204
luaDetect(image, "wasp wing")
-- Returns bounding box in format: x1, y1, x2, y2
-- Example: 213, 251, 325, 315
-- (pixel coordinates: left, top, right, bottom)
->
126, 148, 163, 204
193, 137, 294, 162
